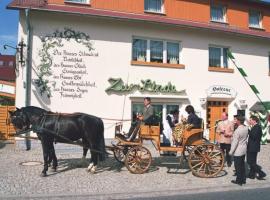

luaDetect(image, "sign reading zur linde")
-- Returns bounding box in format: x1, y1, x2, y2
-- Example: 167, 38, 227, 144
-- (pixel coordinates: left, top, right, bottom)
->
105, 78, 185, 94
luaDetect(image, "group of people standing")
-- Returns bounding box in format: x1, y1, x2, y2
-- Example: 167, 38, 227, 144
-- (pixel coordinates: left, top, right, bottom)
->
216, 112, 266, 186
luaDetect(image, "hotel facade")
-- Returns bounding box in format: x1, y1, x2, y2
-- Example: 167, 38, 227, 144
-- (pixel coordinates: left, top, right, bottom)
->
8, 0, 270, 141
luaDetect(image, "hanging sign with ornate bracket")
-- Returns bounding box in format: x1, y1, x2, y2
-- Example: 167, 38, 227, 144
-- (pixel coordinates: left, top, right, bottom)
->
105, 78, 186, 94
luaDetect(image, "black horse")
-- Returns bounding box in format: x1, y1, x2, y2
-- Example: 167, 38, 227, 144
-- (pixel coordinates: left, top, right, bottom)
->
9, 106, 106, 176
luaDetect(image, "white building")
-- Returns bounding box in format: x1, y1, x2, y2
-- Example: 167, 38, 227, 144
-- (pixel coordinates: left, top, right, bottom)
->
8, 0, 270, 142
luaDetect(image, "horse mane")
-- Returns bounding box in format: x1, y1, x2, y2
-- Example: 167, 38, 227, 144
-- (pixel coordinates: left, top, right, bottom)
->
21, 106, 48, 116
21, 106, 81, 117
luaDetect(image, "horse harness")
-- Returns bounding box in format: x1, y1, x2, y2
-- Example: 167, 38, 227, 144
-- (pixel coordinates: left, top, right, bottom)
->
35, 113, 108, 154
37, 113, 76, 143
38, 113, 61, 138
12, 111, 110, 155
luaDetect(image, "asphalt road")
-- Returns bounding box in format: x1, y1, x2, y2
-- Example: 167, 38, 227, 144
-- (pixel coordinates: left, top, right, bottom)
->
133, 187, 270, 200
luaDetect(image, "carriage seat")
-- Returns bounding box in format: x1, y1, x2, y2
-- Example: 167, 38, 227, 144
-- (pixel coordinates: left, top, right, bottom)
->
115, 133, 141, 144
115, 123, 141, 142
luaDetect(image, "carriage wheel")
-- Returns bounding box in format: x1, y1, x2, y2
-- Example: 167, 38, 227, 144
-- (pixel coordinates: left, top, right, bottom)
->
188, 144, 224, 178
125, 146, 152, 174
113, 146, 128, 164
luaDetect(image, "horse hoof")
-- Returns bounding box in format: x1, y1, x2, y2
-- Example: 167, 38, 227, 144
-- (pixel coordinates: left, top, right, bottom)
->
87, 163, 94, 172
90, 166, 97, 174
40, 172, 47, 177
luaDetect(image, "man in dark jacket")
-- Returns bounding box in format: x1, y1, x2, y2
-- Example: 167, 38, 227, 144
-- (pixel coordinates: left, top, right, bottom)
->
126, 97, 155, 141
247, 115, 266, 180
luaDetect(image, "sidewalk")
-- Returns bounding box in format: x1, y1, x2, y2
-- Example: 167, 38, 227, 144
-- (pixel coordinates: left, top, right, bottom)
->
0, 139, 269, 199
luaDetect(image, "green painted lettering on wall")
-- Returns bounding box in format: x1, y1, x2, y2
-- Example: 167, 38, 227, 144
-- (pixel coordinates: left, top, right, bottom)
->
105, 78, 185, 94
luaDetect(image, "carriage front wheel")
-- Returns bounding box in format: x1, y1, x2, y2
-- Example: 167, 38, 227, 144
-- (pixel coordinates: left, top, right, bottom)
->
113, 146, 128, 164
188, 144, 224, 178
125, 146, 152, 174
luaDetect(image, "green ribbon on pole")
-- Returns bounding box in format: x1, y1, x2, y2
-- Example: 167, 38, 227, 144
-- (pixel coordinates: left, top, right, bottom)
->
227, 50, 235, 60
250, 85, 260, 94
237, 68, 248, 77
227, 50, 268, 113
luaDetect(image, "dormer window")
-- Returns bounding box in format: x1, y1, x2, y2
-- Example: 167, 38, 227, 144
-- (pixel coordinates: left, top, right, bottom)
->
211, 5, 226, 23
144, 0, 164, 14
249, 11, 262, 29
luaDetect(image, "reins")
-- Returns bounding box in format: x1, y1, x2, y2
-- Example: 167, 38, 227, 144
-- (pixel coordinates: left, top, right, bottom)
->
40, 112, 131, 122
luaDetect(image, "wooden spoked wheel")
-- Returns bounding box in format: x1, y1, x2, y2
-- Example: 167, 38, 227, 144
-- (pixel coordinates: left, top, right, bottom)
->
113, 146, 128, 164
125, 146, 152, 174
188, 144, 224, 178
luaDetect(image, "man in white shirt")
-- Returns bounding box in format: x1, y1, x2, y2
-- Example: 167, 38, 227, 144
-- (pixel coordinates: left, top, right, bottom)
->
216, 112, 234, 167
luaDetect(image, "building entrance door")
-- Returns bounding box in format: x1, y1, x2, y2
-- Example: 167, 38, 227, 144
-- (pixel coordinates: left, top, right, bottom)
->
206, 101, 228, 142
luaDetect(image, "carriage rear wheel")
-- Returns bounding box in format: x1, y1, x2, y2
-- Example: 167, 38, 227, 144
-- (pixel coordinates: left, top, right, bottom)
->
125, 146, 152, 174
113, 146, 128, 164
188, 144, 224, 178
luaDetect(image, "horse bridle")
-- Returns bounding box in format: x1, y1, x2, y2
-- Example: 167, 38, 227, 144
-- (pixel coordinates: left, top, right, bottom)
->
10, 111, 33, 135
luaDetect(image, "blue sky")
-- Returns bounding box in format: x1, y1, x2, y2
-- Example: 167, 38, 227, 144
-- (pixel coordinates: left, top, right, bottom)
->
0, 0, 18, 55
1, 0, 270, 55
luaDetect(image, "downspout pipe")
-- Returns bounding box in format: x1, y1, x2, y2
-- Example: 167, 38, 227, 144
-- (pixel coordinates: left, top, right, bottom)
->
24, 8, 33, 150
25, 8, 32, 107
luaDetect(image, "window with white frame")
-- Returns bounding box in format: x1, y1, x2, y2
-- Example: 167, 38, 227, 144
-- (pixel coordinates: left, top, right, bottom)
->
210, 5, 226, 23
150, 40, 163, 63
249, 11, 262, 28
132, 102, 180, 124
144, 0, 164, 14
132, 39, 147, 62
132, 38, 180, 65
0, 60, 4, 66
167, 42, 180, 64
209, 46, 229, 68
65, 0, 89, 4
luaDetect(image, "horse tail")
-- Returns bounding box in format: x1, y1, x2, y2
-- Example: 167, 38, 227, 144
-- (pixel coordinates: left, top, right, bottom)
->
98, 118, 106, 161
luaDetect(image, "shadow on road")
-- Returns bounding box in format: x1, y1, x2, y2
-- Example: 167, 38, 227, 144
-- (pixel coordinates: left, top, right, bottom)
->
43, 155, 228, 178
0, 140, 14, 149
45, 157, 126, 176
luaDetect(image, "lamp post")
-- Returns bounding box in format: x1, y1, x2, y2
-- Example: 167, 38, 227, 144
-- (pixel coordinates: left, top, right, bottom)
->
3, 40, 26, 66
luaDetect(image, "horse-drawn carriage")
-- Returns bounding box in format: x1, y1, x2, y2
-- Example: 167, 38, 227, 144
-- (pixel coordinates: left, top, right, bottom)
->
8, 106, 224, 178
111, 123, 224, 178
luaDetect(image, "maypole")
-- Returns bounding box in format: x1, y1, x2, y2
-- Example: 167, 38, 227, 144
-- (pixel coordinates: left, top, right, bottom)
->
227, 51, 270, 144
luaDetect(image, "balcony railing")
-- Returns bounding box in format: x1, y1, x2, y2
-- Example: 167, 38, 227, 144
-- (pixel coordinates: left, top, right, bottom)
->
14, 0, 48, 7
